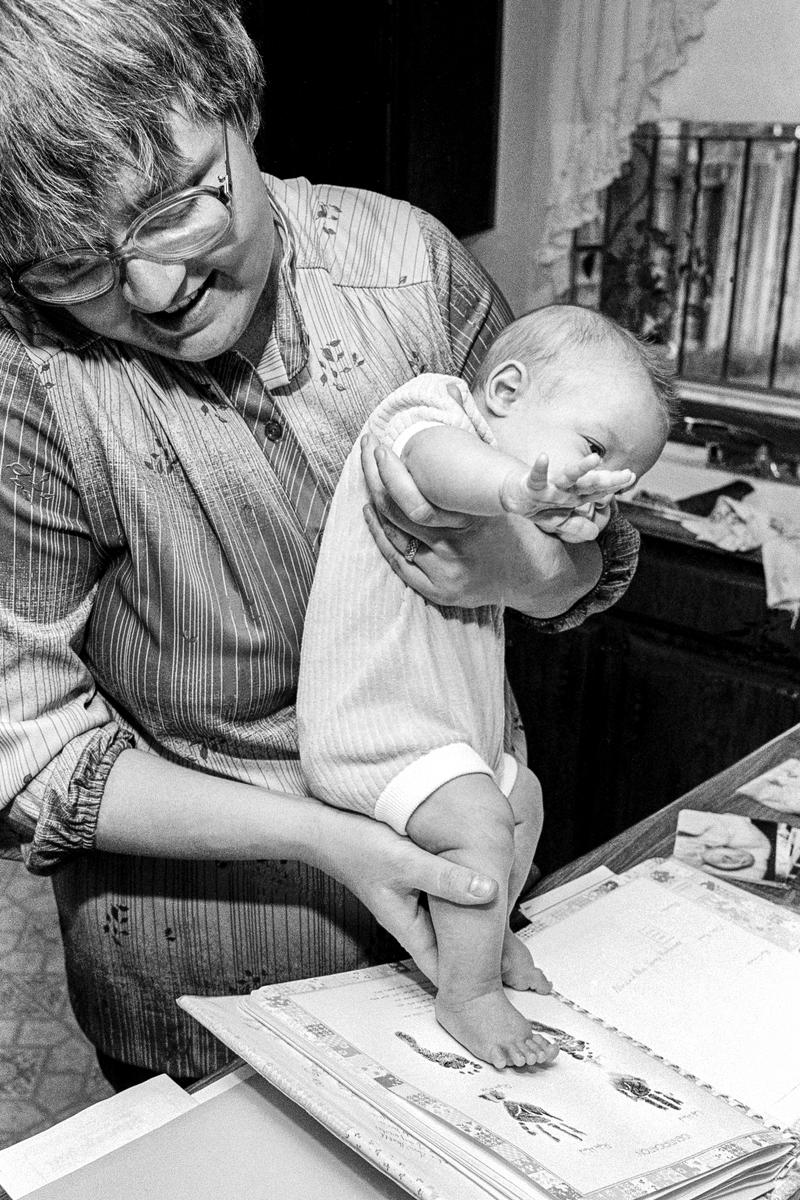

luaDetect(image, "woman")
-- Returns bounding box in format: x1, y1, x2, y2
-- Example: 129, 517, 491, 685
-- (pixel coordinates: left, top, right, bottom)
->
0, 0, 640, 1087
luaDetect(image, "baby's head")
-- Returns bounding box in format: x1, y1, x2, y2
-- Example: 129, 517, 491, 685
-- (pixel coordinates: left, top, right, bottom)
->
471, 305, 675, 484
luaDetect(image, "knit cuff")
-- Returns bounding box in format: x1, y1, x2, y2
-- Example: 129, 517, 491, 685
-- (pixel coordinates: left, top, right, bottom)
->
375, 743, 494, 834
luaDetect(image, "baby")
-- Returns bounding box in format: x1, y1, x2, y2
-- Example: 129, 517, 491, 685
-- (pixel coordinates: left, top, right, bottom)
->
298, 304, 672, 1069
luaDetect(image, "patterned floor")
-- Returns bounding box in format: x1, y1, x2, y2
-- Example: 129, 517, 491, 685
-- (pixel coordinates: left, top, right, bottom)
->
0, 857, 112, 1151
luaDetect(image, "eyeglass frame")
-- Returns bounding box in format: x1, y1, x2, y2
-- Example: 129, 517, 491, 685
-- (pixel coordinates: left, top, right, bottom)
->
11, 120, 234, 305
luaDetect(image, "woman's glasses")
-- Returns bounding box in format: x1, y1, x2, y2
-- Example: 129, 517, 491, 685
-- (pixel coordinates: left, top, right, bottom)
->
13, 123, 233, 305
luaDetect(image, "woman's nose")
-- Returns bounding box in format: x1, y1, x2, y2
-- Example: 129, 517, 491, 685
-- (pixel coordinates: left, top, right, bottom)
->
119, 257, 188, 311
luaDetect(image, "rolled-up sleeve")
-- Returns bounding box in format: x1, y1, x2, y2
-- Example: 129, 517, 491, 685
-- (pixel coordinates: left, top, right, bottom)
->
0, 334, 134, 872
521, 503, 641, 634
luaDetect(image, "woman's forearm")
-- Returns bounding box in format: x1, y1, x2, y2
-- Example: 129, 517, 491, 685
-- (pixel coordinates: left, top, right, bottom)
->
96, 747, 499, 983
96, 748, 325, 862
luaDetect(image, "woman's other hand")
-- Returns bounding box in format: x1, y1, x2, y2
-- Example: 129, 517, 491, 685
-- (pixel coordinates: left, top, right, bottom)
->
360, 434, 602, 615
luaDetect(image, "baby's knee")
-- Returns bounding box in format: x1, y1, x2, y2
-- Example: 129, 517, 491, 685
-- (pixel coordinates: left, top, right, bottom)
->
509, 765, 544, 834
455, 792, 517, 875
408, 774, 515, 861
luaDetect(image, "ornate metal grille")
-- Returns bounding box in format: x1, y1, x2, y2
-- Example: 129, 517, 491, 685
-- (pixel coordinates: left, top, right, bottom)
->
571, 121, 800, 408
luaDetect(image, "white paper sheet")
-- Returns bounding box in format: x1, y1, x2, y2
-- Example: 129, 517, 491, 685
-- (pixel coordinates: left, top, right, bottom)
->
0, 1075, 195, 1198
522, 876, 800, 1127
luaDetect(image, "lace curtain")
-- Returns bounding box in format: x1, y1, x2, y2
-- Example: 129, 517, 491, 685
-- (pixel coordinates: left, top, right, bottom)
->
536, 0, 720, 302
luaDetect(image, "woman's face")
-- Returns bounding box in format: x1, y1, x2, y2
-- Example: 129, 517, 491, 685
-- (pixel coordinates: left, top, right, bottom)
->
59, 112, 276, 362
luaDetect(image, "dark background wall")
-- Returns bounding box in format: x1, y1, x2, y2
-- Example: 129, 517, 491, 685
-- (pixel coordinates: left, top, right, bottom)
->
240, 0, 503, 239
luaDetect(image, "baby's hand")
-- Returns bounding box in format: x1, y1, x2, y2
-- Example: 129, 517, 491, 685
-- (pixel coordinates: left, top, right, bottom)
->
499, 453, 635, 518
535, 499, 614, 543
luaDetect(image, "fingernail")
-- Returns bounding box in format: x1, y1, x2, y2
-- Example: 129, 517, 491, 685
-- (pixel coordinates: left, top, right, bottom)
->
468, 875, 493, 898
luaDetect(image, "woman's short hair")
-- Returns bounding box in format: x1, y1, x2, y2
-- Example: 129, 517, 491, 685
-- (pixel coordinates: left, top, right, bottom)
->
0, 0, 264, 269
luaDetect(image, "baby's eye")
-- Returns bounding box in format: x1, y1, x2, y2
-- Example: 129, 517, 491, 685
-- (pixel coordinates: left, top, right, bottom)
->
586, 438, 605, 457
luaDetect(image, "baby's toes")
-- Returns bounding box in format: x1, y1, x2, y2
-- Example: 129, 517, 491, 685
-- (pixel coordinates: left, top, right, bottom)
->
521, 1034, 556, 1066
506, 1042, 529, 1069
488, 1044, 517, 1070
534, 1035, 559, 1063
501, 937, 551, 993
520, 1038, 543, 1067
529, 964, 552, 994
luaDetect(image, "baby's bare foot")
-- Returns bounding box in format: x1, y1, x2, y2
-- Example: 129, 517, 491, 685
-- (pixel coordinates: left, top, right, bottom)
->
501, 931, 551, 993
436, 989, 558, 1070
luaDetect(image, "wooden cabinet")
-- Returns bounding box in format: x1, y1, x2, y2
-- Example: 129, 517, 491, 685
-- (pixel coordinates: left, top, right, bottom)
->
241, 0, 503, 238
506, 519, 800, 874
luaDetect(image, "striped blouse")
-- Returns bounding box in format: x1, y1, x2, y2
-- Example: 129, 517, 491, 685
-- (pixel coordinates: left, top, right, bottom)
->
0, 176, 640, 1076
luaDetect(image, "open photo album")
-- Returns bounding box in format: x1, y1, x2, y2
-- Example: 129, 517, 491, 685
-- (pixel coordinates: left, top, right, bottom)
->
179, 863, 800, 1200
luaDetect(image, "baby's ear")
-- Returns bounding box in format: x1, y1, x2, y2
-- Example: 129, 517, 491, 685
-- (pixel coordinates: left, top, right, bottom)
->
484, 360, 529, 416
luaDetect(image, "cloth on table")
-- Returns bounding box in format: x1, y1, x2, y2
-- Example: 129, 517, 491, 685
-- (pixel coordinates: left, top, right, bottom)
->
679, 495, 800, 627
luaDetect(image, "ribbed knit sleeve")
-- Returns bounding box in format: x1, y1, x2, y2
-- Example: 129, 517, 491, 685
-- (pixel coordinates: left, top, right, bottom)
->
519, 502, 641, 633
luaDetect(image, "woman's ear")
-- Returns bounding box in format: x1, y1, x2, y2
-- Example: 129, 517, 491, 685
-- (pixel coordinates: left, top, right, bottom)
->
483, 360, 530, 417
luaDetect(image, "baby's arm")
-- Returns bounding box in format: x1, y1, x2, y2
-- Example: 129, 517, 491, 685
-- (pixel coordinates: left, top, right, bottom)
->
403, 421, 633, 520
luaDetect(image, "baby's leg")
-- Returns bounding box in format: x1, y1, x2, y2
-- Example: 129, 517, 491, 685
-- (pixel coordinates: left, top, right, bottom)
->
407, 774, 557, 1070
501, 765, 551, 993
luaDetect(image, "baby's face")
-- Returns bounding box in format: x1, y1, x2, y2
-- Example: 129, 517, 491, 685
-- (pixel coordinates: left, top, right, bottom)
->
495, 356, 667, 486
702, 846, 756, 872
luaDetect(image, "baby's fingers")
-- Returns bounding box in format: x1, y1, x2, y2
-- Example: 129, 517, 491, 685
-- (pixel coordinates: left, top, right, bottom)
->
525, 452, 552, 492
549, 452, 600, 491
574, 467, 636, 496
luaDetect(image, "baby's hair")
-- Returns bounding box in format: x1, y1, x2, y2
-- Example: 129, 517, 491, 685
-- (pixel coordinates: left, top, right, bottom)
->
473, 304, 677, 429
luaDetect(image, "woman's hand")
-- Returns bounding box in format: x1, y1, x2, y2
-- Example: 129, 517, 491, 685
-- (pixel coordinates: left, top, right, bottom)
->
360, 434, 602, 614
315, 803, 498, 984
361, 433, 515, 606
100, 750, 498, 986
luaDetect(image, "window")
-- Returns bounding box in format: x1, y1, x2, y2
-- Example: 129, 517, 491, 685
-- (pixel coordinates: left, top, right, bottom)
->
571, 121, 800, 436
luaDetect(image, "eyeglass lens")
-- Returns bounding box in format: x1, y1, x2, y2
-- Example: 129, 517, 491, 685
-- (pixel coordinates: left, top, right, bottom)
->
19, 253, 115, 304
132, 193, 231, 256
19, 192, 231, 304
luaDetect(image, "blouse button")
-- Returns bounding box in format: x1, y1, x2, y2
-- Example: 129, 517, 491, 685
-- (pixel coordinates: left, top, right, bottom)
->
264, 419, 283, 441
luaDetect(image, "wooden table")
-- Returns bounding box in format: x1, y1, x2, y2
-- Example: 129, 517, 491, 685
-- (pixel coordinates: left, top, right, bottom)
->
527, 720, 800, 911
